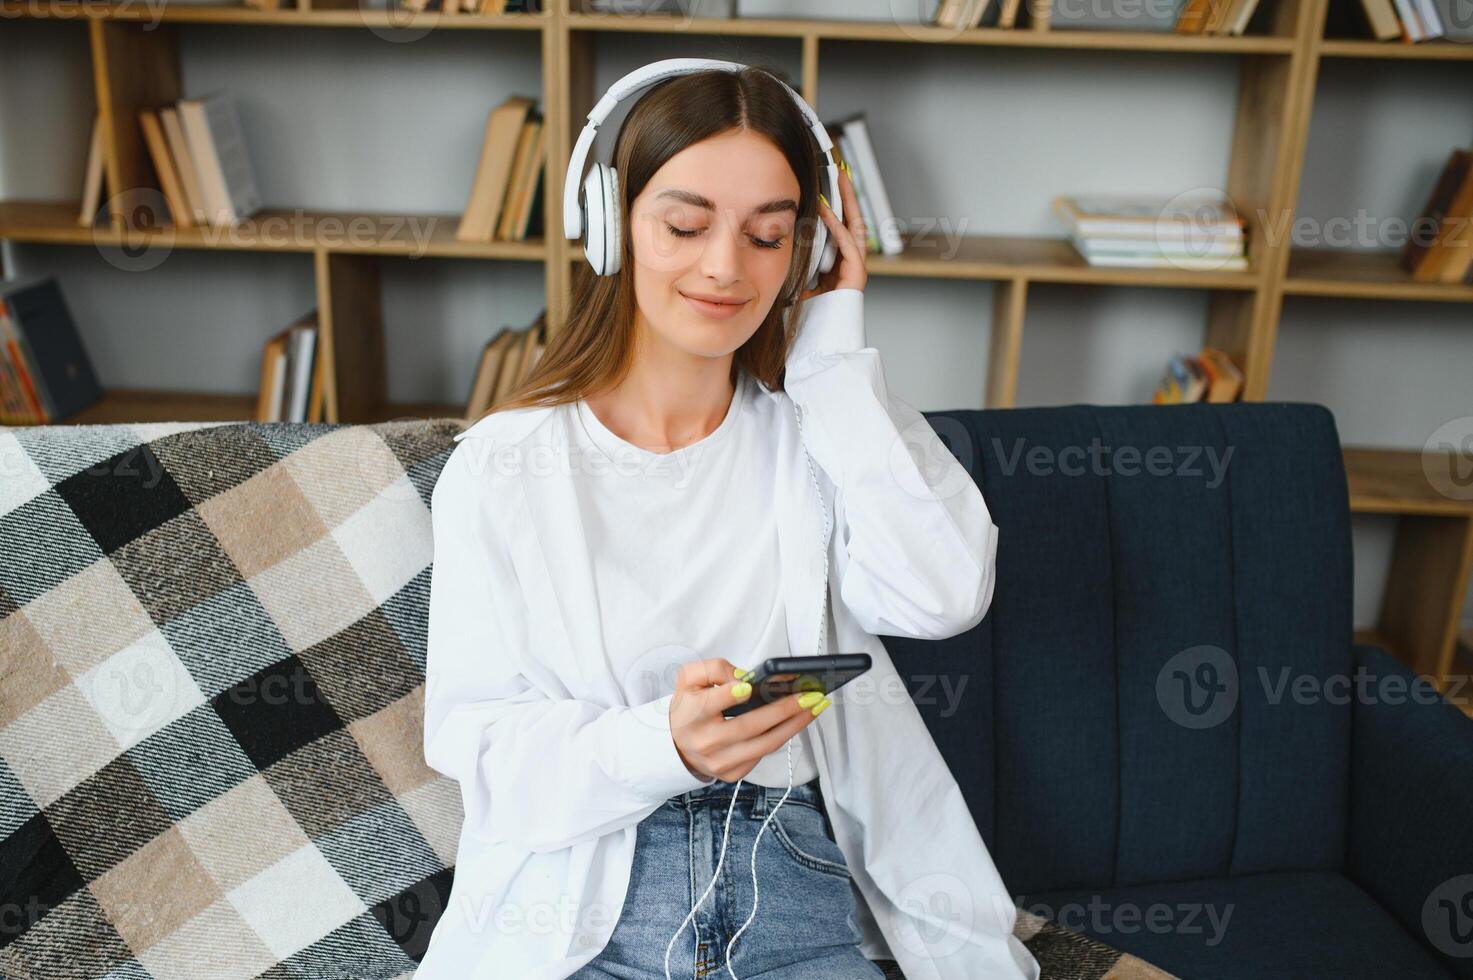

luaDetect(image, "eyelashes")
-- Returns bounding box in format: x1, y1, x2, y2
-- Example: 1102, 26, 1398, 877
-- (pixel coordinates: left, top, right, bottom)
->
664, 223, 786, 250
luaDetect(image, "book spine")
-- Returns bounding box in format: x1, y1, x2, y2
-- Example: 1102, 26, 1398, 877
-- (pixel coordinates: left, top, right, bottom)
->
0, 303, 47, 424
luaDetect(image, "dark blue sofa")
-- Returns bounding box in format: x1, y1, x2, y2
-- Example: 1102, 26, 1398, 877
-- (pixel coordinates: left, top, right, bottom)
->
887, 401, 1473, 980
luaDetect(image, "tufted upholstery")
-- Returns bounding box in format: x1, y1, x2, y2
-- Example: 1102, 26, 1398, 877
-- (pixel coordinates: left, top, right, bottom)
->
887, 401, 1471, 979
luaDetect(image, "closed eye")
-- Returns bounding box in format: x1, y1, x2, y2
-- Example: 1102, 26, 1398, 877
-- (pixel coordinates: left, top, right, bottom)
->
664, 223, 786, 250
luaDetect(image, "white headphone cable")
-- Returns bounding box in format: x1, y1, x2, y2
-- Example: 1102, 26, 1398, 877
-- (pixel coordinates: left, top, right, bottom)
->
663, 397, 831, 980
661, 739, 795, 980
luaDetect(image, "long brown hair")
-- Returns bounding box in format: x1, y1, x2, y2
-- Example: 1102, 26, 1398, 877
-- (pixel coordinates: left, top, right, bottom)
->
487, 64, 824, 418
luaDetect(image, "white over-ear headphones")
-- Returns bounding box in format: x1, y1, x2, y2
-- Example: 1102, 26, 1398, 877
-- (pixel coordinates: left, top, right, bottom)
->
562, 57, 844, 287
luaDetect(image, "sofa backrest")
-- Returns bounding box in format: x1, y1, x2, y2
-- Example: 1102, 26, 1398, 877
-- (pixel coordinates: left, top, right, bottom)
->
887, 402, 1355, 896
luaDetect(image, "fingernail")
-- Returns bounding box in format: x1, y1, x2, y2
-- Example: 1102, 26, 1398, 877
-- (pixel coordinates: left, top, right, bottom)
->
797, 691, 824, 709
732, 682, 752, 698
811, 698, 832, 717
818, 192, 828, 209
733, 667, 752, 680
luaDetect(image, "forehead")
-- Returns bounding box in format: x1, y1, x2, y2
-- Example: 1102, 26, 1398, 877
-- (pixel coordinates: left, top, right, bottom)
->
642, 131, 800, 206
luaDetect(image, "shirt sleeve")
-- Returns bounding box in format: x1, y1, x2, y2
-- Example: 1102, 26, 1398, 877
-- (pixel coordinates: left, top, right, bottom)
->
422, 442, 714, 855
783, 287, 999, 641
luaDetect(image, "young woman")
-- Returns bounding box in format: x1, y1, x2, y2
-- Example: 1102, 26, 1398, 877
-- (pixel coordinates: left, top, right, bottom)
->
419, 64, 1038, 980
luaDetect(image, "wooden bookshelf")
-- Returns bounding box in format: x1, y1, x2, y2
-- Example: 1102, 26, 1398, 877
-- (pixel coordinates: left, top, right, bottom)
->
1, 0, 1467, 690
0, 0, 1466, 419
1346, 447, 1473, 705
0, 1, 549, 29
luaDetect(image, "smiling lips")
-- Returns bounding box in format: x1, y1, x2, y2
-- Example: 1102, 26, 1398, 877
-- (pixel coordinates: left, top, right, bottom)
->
680, 291, 749, 320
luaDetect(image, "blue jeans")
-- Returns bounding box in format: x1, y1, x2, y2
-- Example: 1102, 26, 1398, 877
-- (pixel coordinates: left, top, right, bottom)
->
572, 777, 886, 980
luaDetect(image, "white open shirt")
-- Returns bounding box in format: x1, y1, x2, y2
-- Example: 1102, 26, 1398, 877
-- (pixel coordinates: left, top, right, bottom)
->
567, 364, 819, 789
418, 288, 1040, 980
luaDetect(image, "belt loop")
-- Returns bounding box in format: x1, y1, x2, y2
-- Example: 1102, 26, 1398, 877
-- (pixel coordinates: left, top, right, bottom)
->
752, 784, 768, 817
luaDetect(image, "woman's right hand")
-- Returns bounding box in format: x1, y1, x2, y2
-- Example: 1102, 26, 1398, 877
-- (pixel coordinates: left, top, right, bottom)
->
669, 657, 830, 783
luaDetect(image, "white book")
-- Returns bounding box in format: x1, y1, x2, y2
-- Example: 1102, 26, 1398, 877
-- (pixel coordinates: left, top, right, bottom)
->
1075, 248, 1249, 271
838, 131, 880, 254
288, 324, 316, 423
1390, 0, 1425, 39
1414, 0, 1444, 36
840, 116, 905, 256
78, 113, 106, 227
1054, 194, 1244, 242
265, 347, 286, 422
1071, 232, 1245, 258
178, 93, 263, 225
160, 107, 208, 225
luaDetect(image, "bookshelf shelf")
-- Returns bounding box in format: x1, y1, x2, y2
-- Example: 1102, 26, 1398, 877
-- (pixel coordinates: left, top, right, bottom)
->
0, 2, 548, 29
1283, 247, 1473, 302
563, 13, 1298, 54
1317, 39, 1473, 60
0, 200, 547, 260
1345, 447, 1473, 518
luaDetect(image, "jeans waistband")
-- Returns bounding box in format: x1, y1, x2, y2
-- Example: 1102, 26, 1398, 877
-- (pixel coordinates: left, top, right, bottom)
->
675, 776, 823, 816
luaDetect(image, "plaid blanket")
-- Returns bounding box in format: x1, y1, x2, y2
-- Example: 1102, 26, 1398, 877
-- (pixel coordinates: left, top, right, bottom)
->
0, 419, 1177, 980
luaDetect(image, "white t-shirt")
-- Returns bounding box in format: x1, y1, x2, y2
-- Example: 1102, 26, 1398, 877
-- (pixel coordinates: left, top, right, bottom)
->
568, 367, 818, 789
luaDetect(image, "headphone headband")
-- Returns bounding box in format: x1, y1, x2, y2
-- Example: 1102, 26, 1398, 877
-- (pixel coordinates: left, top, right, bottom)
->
561, 58, 841, 251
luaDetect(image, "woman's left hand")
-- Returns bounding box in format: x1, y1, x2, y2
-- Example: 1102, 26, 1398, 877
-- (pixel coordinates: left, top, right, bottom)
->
799, 162, 868, 302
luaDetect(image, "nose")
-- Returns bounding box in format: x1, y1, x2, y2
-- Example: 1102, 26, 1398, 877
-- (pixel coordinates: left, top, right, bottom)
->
698, 209, 744, 285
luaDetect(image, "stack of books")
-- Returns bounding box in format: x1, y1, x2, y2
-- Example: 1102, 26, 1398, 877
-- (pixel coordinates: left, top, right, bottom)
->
1401, 147, 1473, 284
1053, 193, 1248, 271
0, 277, 101, 425
932, 0, 1044, 31
256, 311, 323, 423
1342, 0, 1471, 42
937, 0, 1269, 33
465, 312, 545, 418
1151, 347, 1244, 404
457, 97, 546, 244
823, 112, 904, 257
80, 92, 263, 229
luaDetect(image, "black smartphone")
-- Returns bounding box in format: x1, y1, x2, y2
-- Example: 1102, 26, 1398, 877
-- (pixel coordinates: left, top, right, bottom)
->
721, 654, 872, 719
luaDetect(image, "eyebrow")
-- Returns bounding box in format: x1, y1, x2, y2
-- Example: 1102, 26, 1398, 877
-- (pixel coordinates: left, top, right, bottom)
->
654, 188, 798, 216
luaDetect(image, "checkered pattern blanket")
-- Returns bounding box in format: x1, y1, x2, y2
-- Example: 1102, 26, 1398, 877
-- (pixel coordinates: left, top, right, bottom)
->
0, 419, 1176, 980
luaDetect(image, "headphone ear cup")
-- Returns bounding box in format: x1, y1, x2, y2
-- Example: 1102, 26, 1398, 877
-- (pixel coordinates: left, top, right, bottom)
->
807, 219, 829, 286
603, 167, 622, 277
582, 164, 610, 275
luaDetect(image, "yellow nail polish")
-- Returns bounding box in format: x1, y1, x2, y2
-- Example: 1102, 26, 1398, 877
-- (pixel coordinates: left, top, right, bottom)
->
797, 691, 825, 709
818, 192, 829, 209
812, 698, 832, 717
732, 681, 752, 698
734, 667, 752, 680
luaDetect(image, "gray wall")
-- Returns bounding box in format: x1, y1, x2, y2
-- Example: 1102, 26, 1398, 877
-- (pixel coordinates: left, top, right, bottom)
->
2, 4, 1470, 632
